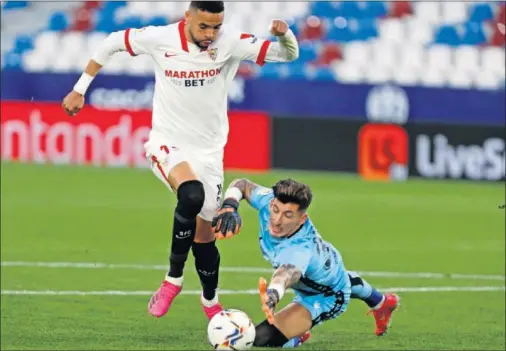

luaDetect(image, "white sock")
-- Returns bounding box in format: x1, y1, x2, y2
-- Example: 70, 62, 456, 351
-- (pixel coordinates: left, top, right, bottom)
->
201, 294, 219, 307
372, 295, 385, 310
165, 275, 183, 286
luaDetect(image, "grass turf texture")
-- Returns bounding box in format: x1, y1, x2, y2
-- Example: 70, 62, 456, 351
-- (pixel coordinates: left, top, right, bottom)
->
1, 162, 504, 350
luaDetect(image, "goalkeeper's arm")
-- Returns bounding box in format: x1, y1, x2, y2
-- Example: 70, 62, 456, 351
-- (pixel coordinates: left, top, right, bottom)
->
211, 179, 259, 239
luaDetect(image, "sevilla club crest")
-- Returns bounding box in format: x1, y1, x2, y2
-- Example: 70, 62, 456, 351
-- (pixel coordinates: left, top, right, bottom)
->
207, 48, 218, 61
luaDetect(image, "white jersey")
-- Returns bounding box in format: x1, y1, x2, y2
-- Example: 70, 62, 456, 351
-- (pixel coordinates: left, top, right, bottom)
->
124, 21, 277, 155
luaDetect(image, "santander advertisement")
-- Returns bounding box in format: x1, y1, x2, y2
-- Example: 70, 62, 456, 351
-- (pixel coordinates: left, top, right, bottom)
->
1, 102, 271, 171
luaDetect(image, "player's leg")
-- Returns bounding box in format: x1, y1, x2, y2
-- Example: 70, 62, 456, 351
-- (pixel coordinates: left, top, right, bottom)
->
184, 158, 224, 319
347, 271, 400, 336
147, 147, 206, 317
192, 216, 223, 320
254, 303, 312, 348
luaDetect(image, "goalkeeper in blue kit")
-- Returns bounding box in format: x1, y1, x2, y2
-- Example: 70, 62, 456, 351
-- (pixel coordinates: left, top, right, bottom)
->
211, 178, 400, 348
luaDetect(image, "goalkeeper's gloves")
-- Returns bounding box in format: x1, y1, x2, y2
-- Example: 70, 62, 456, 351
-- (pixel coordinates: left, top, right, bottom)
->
259, 277, 280, 325
211, 198, 242, 239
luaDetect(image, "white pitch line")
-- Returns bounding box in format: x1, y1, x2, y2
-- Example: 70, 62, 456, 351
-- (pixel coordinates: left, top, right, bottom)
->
1, 261, 504, 281
1, 286, 504, 296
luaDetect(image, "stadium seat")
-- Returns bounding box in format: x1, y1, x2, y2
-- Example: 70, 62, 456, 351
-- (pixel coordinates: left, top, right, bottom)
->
327, 18, 354, 42
13, 34, 34, 54
2, 52, 23, 70
419, 67, 447, 87
389, 1, 412, 18
413, 2, 442, 26
481, 46, 506, 77
434, 25, 460, 46
468, 3, 495, 23
71, 7, 93, 31
355, 18, 378, 41
497, 4, 506, 24
332, 61, 364, 83
304, 65, 335, 81
405, 18, 434, 45
440, 2, 468, 24
342, 41, 370, 69
446, 68, 474, 89
392, 64, 420, 86
453, 45, 480, 74
2, 1, 29, 11
474, 69, 503, 90
299, 16, 325, 41
364, 63, 392, 84
370, 40, 397, 70
298, 41, 318, 63
378, 18, 404, 44
22, 50, 52, 72
489, 23, 506, 46
399, 43, 425, 71
48, 11, 70, 31
364, 1, 388, 19
426, 44, 453, 72
315, 43, 342, 65
461, 22, 487, 45
145, 16, 169, 27
33, 31, 61, 57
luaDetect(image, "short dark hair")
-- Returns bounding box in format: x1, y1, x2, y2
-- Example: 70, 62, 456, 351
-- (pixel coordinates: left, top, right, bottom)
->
189, 1, 224, 13
272, 179, 313, 211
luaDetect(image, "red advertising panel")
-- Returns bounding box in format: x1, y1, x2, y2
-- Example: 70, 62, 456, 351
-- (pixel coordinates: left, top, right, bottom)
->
1, 102, 270, 171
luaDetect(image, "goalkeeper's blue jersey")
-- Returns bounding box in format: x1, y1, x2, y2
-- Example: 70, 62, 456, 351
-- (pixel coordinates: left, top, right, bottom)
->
249, 186, 351, 296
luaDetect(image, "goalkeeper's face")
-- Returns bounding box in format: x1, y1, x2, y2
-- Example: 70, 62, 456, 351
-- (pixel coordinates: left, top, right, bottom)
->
268, 198, 307, 238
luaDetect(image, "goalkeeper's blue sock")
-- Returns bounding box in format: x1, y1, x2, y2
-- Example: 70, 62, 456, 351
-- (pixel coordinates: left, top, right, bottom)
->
282, 337, 301, 348
348, 271, 385, 308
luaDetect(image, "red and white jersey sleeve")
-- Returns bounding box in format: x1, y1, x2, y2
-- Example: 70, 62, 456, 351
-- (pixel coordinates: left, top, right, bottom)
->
124, 26, 164, 56
230, 32, 271, 66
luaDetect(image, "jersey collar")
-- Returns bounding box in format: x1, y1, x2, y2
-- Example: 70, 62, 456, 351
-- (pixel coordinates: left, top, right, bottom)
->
178, 20, 189, 52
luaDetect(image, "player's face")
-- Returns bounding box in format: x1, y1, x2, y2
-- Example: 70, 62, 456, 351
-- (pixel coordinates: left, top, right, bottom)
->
268, 198, 308, 238
185, 9, 224, 49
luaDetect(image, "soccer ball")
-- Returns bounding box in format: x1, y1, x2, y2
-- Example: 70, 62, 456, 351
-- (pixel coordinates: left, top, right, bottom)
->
207, 309, 256, 350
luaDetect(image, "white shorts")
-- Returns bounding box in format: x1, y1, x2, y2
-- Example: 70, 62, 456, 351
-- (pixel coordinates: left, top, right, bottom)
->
144, 136, 224, 222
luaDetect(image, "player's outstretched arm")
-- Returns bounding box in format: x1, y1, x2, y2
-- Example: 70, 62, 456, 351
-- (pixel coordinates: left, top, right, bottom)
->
259, 264, 303, 324
63, 28, 147, 116
264, 19, 299, 63
211, 178, 259, 239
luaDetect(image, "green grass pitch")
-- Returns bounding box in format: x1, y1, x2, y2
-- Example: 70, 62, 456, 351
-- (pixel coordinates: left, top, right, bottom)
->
1, 162, 504, 350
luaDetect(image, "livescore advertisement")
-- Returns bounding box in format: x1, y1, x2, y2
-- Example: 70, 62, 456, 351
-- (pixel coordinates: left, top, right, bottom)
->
272, 117, 505, 182
0, 102, 271, 171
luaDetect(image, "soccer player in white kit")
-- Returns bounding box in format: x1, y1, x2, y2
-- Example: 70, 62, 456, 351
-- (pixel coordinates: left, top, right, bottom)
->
62, 1, 300, 321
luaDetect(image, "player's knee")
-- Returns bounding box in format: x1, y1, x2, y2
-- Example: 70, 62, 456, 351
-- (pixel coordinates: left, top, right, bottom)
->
253, 320, 288, 347
176, 180, 205, 219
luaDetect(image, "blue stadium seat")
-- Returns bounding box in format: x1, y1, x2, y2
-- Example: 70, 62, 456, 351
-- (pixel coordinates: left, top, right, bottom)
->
2, 52, 22, 70
339, 1, 363, 18
48, 11, 69, 31
461, 22, 487, 45
355, 18, 378, 41
298, 42, 318, 63
305, 66, 335, 81
2, 1, 29, 11
327, 21, 354, 42
468, 3, 495, 23
311, 2, 338, 19
434, 25, 460, 46
364, 1, 388, 18
13, 34, 34, 54
145, 16, 169, 27
286, 63, 307, 80
257, 64, 282, 79
117, 16, 143, 31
